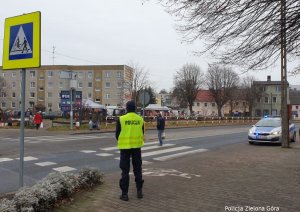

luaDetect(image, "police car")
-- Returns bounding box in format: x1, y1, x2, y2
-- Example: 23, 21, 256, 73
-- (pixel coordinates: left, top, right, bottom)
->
248, 116, 296, 144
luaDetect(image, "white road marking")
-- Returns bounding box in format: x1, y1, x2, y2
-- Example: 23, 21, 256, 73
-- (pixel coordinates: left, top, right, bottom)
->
142, 146, 192, 157
24, 135, 107, 143
153, 149, 208, 161
53, 166, 77, 172
0, 158, 14, 162
114, 157, 152, 165
101, 141, 161, 151
16, 156, 38, 161
80, 150, 97, 153
35, 161, 57, 167
96, 153, 113, 157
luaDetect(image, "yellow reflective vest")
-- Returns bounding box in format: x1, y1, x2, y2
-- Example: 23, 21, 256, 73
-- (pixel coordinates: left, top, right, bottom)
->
118, 112, 144, 149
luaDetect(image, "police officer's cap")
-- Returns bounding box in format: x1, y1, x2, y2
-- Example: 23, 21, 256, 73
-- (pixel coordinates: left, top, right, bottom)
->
126, 101, 136, 112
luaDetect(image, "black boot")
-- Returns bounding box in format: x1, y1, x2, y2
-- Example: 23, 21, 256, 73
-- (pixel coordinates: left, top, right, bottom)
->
120, 194, 129, 201
137, 189, 143, 199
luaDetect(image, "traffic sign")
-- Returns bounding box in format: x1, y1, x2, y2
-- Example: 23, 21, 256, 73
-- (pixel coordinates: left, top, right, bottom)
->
2, 11, 41, 70
138, 90, 150, 105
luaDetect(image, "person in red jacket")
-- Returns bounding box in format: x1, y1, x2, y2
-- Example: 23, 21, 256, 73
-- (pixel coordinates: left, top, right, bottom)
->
33, 111, 43, 130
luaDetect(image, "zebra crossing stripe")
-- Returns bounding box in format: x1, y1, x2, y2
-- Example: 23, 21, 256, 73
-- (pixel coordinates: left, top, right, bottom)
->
53, 166, 77, 172
0, 158, 14, 162
153, 149, 208, 161
96, 153, 113, 157
81, 150, 97, 153
142, 146, 192, 157
101, 141, 160, 151
35, 162, 57, 167
16, 156, 38, 161
114, 157, 152, 165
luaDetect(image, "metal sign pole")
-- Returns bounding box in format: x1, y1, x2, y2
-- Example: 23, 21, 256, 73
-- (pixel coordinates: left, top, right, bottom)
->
19, 68, 26, 187
70, 89, 73, 130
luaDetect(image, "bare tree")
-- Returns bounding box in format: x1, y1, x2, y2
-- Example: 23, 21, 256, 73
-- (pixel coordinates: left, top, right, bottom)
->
239, 75, 262, 117
206, 65, 239, 117
173, 63, 204, 115
124, 62, 150, 105
161, 0, 300, 71
0, 77, 7, 106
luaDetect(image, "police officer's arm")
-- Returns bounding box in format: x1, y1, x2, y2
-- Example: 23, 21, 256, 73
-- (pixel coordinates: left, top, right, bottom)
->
115, 118, 121, 140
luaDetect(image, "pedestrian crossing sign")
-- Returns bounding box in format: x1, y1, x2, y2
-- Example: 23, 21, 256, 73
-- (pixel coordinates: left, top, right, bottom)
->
2, 11, 41, 70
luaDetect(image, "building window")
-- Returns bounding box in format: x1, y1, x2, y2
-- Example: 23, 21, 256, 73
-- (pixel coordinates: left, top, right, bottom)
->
87, 72, 93, 78
30, 92, 35, 98
264, 97, 269, 103
2, 81, 7, 88
296, 105, 299, 109
47, 71, 53, 77
197, 103, 200, 107
39, 87, 44, 91
39, 75, 44, 80
95, 88, 101, 92
12, 102, 16, 108
105, 71, 112, 78
105, 94, 111, 99
12, 92, 16, 98
59, 82, 63, 88
48, 82, 53, 88
260, 86, 266, 92
105, 82, 111, 88
1, 102, 6, 107
204, 103, 208, 107
212, 103, 216, 107
96, 76, 101, 81
272, 97, 277, 103
30, 71, 35, 77
235, 102, 239, 106
47, 103, 52, 109
12, 72, 16, 77
117, 71, 122, 78
78, 82, 83, 88
95, 98, 101, 102
30, 82, 36, 88
88, 93, 92, 98
12, 82, 16, 88
88, 82, 93, 87
257, 98, 261, 103
1, 92, 6, 97
117, 82, 122, 88
275, 86, 281, 92
78, 73, 83, 79
48, 92, 53, 98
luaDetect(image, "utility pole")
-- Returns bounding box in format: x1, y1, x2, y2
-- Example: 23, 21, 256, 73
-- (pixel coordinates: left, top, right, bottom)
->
280, 0, 289, 148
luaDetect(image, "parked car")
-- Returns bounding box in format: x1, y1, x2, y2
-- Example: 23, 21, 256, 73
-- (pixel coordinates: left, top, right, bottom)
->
248, 116, 296, 144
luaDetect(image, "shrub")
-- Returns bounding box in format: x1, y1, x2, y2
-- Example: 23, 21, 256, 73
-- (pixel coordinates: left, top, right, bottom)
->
0, 168, 103, 212
13, 187, 39, 211
0, 198, 17, 212
78, 168, 103, 189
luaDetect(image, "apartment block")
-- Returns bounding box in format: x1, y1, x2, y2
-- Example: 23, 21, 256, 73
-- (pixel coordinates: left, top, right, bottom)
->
252, 75, 289, 117
0, 65, 133, 112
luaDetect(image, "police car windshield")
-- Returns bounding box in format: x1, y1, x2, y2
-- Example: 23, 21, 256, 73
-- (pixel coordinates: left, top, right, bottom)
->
256, 118, 281, 127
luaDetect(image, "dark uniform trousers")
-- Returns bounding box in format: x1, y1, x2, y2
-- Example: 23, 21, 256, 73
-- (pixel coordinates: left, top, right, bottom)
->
119, 148, 144, 195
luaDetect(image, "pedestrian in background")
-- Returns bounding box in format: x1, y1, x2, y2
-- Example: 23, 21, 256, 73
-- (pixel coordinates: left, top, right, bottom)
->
33, 111, 43, 130
115, 101, 144, 201
156, 113, 165, 146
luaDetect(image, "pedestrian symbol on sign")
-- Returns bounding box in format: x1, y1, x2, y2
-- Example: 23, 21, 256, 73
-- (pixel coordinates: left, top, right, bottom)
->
9, 23, 33, 60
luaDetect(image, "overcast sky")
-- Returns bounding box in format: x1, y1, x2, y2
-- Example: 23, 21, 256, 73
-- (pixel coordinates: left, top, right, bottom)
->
1, 0, 299, 92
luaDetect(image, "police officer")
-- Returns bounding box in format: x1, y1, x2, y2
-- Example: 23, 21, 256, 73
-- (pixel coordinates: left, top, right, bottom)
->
115, 101, 144, 201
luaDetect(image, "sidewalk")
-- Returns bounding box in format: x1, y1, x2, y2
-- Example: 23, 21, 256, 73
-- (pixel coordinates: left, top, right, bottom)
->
56, 139, 300, 212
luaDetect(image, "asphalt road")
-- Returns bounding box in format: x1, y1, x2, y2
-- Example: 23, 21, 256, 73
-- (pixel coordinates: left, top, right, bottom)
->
0, 125, 296, 195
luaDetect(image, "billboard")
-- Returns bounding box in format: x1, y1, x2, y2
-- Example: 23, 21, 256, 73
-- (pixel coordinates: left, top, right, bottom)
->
60, 90, 82, 112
